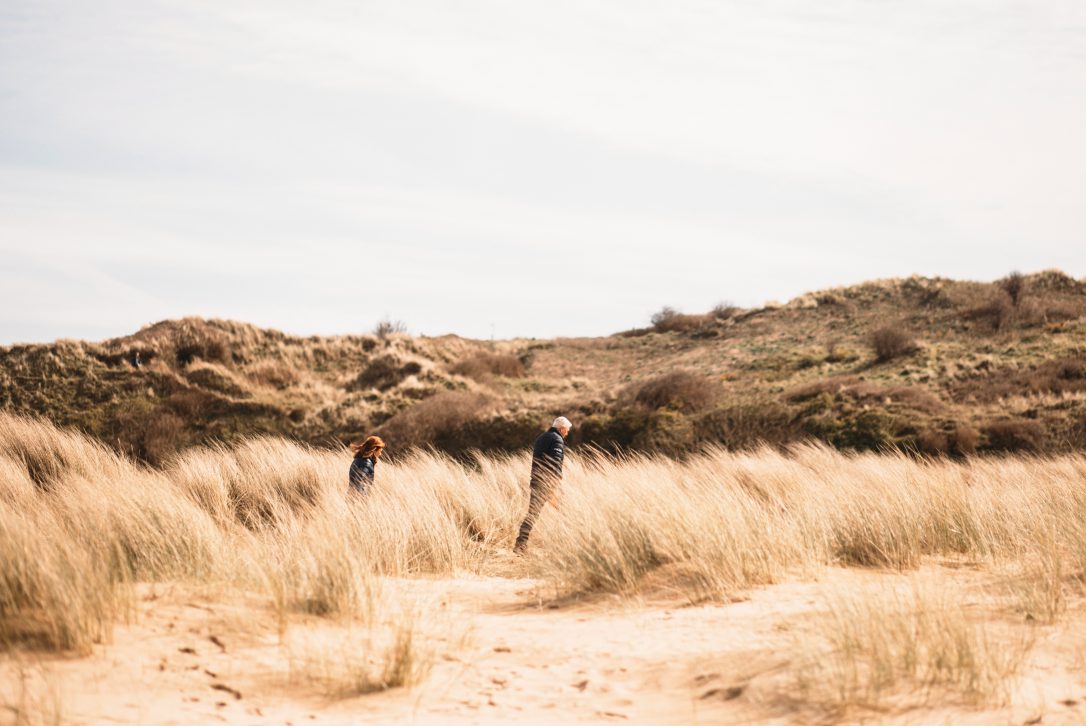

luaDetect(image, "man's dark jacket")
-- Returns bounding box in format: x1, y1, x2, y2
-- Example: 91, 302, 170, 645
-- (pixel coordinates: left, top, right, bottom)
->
530, 427, 565, 488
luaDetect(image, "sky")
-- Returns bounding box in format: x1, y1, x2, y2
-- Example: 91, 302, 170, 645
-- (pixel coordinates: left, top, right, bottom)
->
2, 0, 1085, 343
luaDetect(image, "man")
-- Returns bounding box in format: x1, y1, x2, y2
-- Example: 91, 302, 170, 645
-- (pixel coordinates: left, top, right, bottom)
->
514, 416, 572, 553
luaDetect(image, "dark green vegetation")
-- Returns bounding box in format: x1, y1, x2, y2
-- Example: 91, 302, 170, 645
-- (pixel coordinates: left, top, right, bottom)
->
2, 271, 1085, 462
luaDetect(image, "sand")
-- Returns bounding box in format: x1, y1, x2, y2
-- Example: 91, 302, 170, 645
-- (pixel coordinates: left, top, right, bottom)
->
3, 565, 1086, 725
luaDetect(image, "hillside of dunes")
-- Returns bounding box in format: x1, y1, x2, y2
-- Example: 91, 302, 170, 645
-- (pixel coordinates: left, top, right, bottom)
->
1, 270, 1084, 462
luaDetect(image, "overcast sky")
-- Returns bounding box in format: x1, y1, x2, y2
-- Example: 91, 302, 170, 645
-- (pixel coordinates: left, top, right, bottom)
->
2, 1, 1084, 343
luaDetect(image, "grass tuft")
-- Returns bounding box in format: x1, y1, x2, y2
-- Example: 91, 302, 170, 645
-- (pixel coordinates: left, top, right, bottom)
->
793, 582, 1031, 712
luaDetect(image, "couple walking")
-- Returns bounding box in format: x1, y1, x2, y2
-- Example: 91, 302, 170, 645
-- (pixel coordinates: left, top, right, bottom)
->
348, 416, 573, 553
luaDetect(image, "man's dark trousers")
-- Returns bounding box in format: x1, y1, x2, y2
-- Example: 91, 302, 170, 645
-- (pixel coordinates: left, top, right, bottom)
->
515, 476, 557, 551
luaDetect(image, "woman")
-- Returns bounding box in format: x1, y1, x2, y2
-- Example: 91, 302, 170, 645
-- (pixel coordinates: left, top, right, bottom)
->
348, 435, 385, 495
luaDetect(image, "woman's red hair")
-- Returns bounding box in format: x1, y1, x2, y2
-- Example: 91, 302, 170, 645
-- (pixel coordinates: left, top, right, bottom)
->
351, 435, 385, 459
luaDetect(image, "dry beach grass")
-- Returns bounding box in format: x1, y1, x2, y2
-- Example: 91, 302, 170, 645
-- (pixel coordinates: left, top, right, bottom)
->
4, 412, 1086, 722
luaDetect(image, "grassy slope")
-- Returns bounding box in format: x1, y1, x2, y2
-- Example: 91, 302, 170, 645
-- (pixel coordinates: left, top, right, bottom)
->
1, 271, 1085, 461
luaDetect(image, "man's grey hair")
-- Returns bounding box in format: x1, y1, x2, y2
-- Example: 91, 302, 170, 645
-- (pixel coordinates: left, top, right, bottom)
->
552, 416, 573, 431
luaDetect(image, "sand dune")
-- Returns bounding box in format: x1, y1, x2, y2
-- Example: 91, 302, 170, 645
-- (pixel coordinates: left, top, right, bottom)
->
6, 564, 1086, 725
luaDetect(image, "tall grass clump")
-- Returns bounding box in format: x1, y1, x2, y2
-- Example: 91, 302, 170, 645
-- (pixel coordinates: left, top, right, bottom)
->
286, 605, 438, 697
0, 504, 119, 653
528, 444, 1086, 602
167, 437, 331, 530
535, 450, 804, 601
0, 415, 219, 651
792, 582, 1030, 713
4, 411, 1086, 659
0, 413, 522, 656
261, 520, 382, 625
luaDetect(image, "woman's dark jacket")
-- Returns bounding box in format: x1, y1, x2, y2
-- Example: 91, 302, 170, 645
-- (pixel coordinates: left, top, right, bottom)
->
349, 456, 376, 494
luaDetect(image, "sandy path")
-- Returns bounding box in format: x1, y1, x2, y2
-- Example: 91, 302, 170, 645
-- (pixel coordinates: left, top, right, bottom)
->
4, 566, 1086, 725
384, 575, 804, 725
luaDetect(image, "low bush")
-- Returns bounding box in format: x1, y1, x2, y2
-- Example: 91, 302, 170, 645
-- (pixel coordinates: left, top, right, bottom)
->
350, 356, 422, 392
694, 399, 802, 449
1024, 358, 1086, 395
870, 328, 917, 363
373, 319, 407, 340
710, 302, 740, 320
163, 389, 217, 419
916, 426, 980, 457
650, 307, 710, 333
141, 412, 189, 466
954, 357, 1086, 404
450, 353, 526, 381
627, 409, 697, 454
982, 419, 1046, 452
789, 379, 941, 415
578, 396, 804, 454
789, 377, 861, 403
998, 271, 1027, 307
173, 329, 229, 367
1009, 299, 1084, 328
377, 392, 492, 450
1040, 303, 1082, 324
109, 398, 196, 465
953, 425, 981, 455
629, 371, 720, 413
824, 340, 853, 363
806, 410, 899, 452
879, 386, 944, 414
963, 296, 1014, 332
575, 408, 655, 452
914, 286, 954, 309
